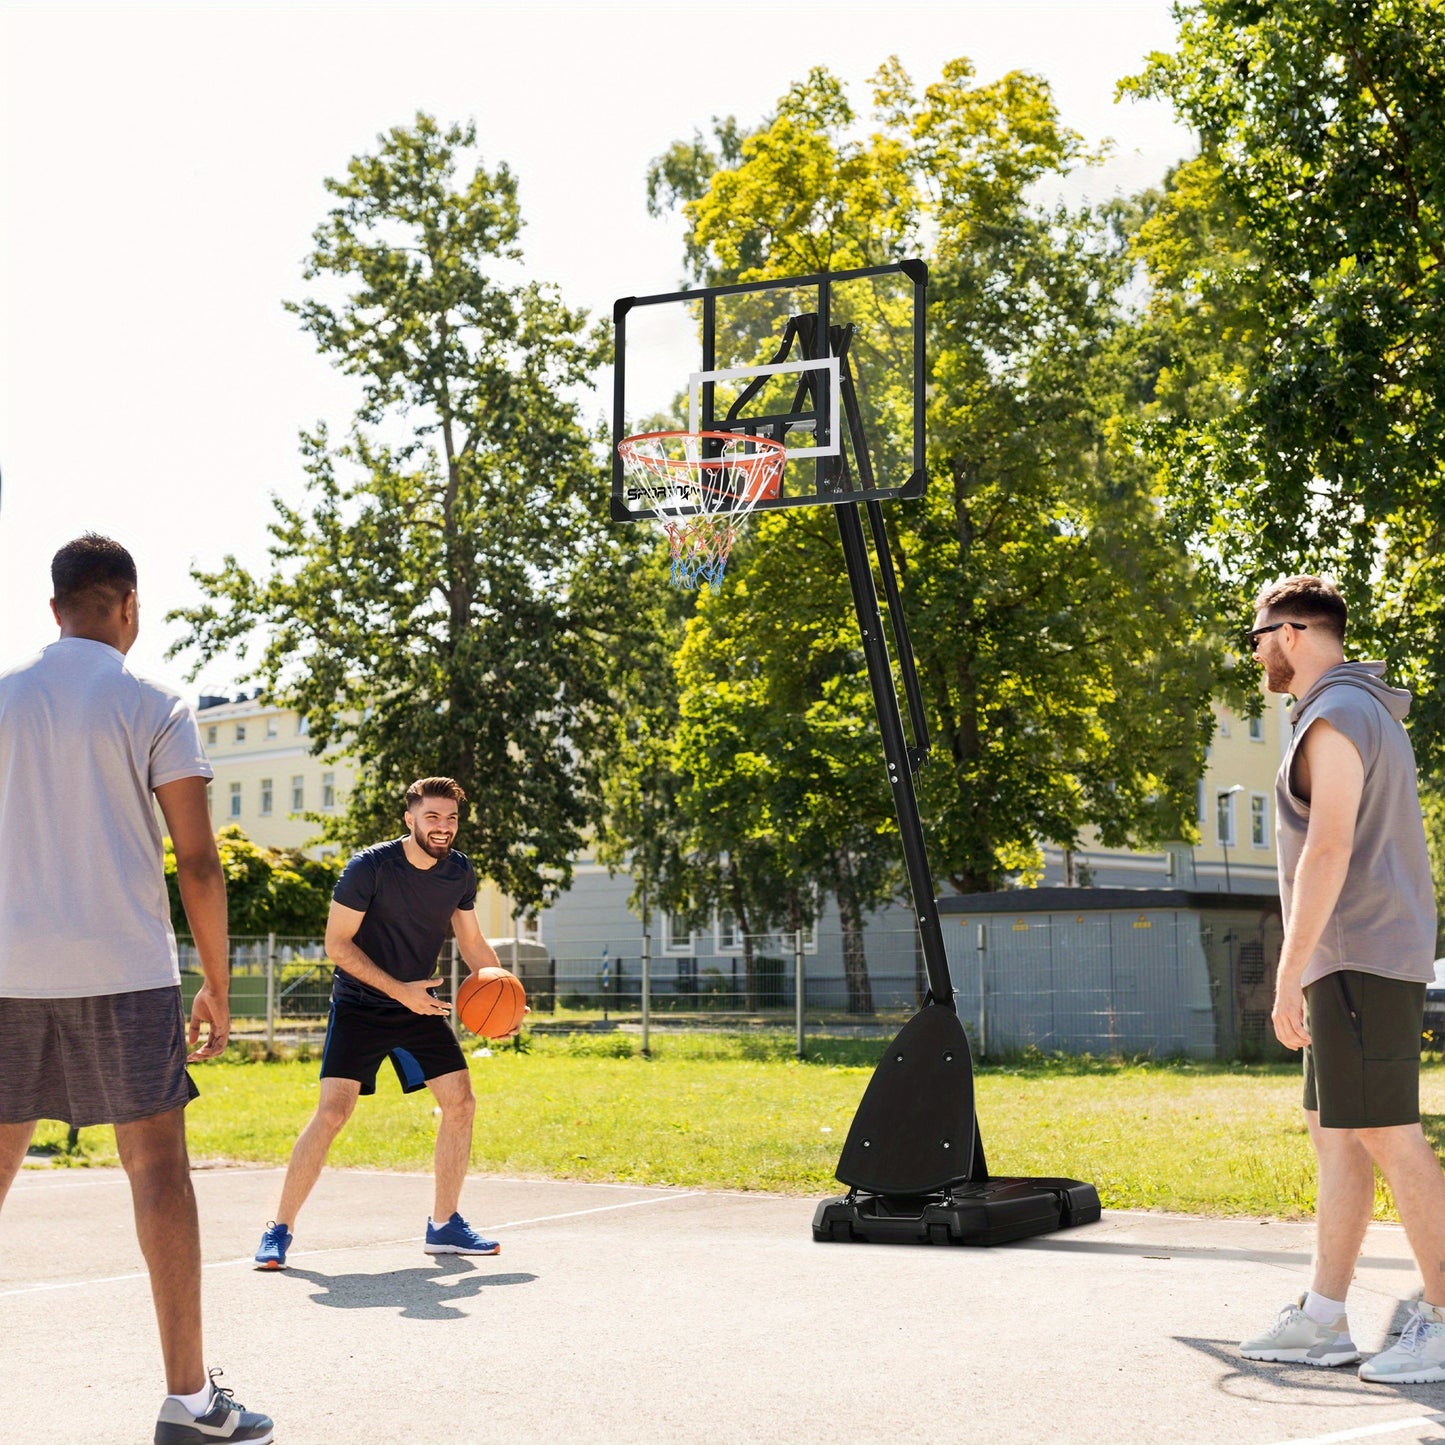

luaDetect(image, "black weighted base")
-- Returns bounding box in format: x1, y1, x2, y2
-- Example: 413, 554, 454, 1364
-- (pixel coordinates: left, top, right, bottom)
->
813, 1177, 1101, 1247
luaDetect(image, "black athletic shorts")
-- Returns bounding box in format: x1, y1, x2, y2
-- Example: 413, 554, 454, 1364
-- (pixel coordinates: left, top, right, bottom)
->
1303, 969, 1426, 1129
0, 986, 198, 1128
319, 999, 468, 1095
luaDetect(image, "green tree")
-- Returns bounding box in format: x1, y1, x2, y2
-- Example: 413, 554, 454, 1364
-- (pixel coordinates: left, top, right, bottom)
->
164, 827, 340, 937
591, 563, 691, 950
1125, 0, 1445, 764
648, 62, 1220, 899
669, 511, 899, 1011
169, 115, 640, 911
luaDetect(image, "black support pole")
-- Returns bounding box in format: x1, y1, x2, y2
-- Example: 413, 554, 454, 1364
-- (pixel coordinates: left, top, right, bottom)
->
819, 492, 1104, 1243
833, 500, 955, 1012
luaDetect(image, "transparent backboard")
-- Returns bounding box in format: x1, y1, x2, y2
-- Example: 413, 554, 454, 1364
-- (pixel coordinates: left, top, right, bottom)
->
611, 261, 926, 521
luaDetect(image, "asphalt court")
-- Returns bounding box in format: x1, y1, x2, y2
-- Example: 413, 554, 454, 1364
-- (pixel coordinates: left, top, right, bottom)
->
6, 1166, 1445, 1444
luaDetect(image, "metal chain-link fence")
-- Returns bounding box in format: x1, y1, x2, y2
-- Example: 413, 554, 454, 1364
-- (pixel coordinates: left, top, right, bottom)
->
180, 911, 1292, 1061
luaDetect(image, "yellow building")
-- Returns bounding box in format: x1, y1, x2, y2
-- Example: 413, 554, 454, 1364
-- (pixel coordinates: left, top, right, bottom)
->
1042, 692, 1290, 894
1191, 693, 1291, 893
197, 693, 521, 936
197, 693, 344, 855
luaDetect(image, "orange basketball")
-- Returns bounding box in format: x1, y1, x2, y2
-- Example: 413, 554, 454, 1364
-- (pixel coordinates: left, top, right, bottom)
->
456, 967, 527, 1039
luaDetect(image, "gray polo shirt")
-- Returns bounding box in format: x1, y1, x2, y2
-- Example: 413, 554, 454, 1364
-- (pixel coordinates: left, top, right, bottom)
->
0, 638, 213, 998
1275, 660, 1437, 988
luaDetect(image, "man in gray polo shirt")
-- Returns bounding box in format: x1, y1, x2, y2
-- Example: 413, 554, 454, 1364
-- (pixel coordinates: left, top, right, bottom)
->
0, 535, 272, 1443
1238, 575, 1445, 1383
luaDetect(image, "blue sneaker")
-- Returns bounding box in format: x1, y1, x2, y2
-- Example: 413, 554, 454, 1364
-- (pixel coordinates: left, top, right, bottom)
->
425, 1213, 500, 1256
253, 1221, 292, 1270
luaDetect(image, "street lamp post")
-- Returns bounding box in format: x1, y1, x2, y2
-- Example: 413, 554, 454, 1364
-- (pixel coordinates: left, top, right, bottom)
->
1218, 784, 1245, 893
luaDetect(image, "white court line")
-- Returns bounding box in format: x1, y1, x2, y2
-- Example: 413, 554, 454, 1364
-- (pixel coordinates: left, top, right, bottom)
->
12, 1167, 287, 1192
11, 1175, 133, 1191
1263, 1412, 1445, 1445
0, 1189, 702, 1298
14, 1167, 682, 1192
478, 1191, 703, 1233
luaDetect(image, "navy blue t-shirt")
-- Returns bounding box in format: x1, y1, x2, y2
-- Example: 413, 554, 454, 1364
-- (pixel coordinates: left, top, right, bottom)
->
330, 838, 478, 1008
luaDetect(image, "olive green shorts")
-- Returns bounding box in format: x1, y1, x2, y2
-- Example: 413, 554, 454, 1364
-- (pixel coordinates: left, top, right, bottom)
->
1303, 970, 1425, 1129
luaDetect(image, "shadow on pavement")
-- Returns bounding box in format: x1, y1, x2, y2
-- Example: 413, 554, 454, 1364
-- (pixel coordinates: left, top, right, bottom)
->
282, 1258, 538, 1320
1017, 1234, 1417, 1271
1177, 1333, 1445, 1422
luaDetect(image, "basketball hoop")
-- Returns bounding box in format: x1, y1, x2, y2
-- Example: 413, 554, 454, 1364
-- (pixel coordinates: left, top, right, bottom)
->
617, 430, 785, 589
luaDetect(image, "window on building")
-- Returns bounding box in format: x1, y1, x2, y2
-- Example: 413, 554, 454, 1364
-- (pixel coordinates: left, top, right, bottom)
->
1216, 791, 1237, 847
265, 717, 278, 739
229, 782, 242, 819
662, 914, 693, 954
1196, 779, 1206, 825
235, 723, 246, 742
206, 725, 217, 746
291, 775, 305, 812
787, 918, 821, 953
1251, 794, 1269, 848
259, 779, 273, 816
716, 913, 738, 951
1248, 715, 1265, 742
297, 716, 310, 736
1216, 715, 1231, 738
321, 771, 336, 811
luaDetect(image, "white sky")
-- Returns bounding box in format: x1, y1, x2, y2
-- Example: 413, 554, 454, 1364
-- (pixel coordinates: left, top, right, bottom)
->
0, 1, 1192, 699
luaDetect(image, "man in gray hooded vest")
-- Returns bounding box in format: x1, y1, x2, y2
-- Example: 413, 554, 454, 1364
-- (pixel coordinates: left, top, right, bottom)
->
1238, 576, 1445, 1383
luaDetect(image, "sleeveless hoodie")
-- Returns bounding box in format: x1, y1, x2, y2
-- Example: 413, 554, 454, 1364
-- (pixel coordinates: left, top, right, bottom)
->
1276, 660, 1437, 988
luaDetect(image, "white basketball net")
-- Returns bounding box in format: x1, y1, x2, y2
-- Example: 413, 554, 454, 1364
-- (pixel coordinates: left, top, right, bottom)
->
617, 431, 786, 590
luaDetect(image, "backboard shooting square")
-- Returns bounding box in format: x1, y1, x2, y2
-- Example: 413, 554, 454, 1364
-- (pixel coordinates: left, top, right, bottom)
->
688, 358, 841, 458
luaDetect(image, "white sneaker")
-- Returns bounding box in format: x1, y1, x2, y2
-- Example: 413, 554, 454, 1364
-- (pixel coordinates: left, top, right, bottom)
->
1359, 1303, 1445, 1383
1240, 1294, 1361, 1366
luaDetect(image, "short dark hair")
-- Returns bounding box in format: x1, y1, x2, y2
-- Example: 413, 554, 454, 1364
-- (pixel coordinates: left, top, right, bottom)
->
405, 776, 467, 811
1253, 574, 1348, 642
51, 533, 137, 617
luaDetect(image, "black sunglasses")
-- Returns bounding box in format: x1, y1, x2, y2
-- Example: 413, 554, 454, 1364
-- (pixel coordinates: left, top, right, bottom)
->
1245, 620, 1309, 652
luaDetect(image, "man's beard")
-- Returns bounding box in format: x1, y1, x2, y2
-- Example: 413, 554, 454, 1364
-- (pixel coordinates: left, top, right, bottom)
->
412, 824, 453, 859
1262, 653, 1295, 694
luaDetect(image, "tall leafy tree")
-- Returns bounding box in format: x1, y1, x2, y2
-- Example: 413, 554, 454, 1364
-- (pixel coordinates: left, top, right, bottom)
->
1125, 0, 1445, 764
169, 115, 637, 911
591, 564, 690, 946
648, 62, 1220, 900
669, 510, 898, 1010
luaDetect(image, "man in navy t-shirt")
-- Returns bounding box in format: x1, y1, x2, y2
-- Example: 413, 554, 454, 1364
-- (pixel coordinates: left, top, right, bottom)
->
253, 776, 515, 1268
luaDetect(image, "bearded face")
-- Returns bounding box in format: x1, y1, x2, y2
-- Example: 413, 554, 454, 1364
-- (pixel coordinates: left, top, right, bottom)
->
1249, 613, 1303, 695
405, 798, 459, 859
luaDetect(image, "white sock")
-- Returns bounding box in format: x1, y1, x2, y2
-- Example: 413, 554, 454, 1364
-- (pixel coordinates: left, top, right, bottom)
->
1303, 1290, 1347, 1324
170, 1383, 214, 1416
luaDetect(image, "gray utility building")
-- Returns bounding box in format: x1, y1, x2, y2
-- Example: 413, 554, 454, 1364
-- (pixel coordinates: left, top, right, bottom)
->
536, 860, 1286, 1060
936, 888, 1286, 1061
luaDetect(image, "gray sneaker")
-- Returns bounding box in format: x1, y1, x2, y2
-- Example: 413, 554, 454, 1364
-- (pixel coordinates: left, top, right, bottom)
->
1359, 1303, 1445, 1383
1240, 1293, 1361, 1367
154, 1370, 273, 1443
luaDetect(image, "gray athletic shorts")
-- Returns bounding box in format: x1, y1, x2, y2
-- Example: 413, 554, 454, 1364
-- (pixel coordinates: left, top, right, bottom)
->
0, 985, 199, 1128
1303, 969, 1425, 1129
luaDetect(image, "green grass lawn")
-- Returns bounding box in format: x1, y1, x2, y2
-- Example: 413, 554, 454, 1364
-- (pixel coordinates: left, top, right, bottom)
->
27, 1034, 1445, 1221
